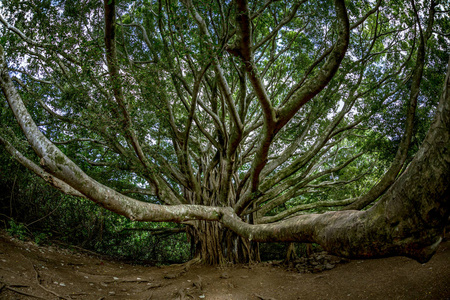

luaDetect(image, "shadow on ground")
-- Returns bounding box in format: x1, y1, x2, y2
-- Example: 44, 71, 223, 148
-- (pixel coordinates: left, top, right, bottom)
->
0, 230, 449, 300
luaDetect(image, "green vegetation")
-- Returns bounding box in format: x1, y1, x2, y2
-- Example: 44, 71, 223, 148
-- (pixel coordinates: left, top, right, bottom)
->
0, 0, 449, 264
0, 155, 189, 264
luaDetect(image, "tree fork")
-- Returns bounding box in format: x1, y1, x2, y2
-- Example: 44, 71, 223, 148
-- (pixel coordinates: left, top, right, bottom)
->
1, 9, 449, 265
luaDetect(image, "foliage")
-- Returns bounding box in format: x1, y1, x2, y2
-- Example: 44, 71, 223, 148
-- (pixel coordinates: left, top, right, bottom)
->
0, 151, 189, 263
6, 219, 28, 240
0, 0, 449, 263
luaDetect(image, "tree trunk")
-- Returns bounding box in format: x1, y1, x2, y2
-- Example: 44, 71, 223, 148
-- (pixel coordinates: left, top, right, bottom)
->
187, 221, 260, 265
284, 243, 297, 263
1, 44, 449, 264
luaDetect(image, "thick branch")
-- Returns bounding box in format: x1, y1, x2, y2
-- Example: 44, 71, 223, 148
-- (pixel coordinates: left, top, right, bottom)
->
0, 135, 86, 199
1, 8, 448, 265
117, 227, 186, 236
276, 0, 350, 128
345, 1, 436, 210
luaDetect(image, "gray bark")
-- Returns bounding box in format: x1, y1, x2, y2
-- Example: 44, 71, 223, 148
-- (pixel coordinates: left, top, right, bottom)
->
1, 16, 449, 264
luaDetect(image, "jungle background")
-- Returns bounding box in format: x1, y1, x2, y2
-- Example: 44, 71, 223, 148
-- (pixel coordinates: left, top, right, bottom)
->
0, 150, 326, 265
1, 0, 450, 297
0, 157, 449, 299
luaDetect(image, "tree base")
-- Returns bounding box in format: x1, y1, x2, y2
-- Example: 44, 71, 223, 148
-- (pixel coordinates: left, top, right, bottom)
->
187, 221, 260, 265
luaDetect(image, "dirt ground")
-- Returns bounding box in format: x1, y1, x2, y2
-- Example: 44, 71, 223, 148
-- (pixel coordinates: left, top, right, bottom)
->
0, 230, 449, 300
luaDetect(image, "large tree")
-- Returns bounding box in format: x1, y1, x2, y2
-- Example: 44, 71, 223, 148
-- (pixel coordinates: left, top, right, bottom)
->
0, 0, 449, 264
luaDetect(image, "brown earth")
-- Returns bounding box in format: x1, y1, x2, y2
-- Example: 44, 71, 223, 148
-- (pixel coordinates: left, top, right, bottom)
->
0, 230, 449, 300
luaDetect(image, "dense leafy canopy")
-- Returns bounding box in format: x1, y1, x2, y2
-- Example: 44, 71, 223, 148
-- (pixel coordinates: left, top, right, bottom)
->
1, 0, 449, 263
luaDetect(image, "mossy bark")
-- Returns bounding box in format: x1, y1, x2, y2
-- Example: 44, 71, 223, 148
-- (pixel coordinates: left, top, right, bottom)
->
1, 44, 449, 264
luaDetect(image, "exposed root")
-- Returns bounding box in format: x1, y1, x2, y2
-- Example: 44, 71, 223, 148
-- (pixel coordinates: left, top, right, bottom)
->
2, 285, 47, 299
254, 293, 277, 300
183, 256, 202, 269
32, 263, 69, 299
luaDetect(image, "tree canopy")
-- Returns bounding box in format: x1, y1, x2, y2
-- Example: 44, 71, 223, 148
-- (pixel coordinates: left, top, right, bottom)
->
1, 0, 449, 264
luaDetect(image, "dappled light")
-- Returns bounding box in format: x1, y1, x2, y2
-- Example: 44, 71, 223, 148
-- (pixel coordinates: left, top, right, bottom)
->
0, 0, 449, 298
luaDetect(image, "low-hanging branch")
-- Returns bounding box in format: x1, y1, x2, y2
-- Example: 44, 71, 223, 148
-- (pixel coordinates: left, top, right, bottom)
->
0, 0, 448, 265
117, 227, 187, 236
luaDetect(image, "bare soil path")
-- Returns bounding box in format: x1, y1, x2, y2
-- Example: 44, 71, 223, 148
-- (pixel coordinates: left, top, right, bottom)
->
0, 230, 449, 300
